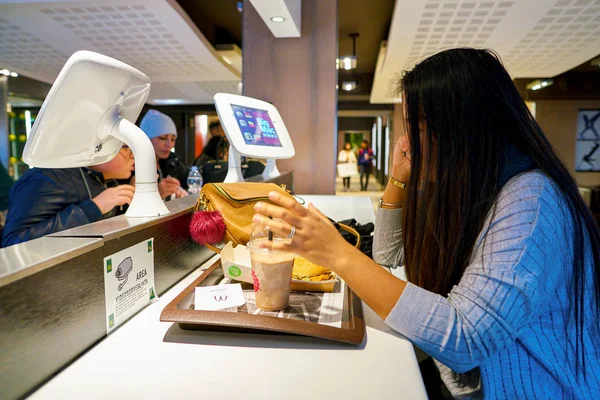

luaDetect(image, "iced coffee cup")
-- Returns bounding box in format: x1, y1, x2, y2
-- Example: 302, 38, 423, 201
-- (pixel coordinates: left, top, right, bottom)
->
246, 223, 295, 311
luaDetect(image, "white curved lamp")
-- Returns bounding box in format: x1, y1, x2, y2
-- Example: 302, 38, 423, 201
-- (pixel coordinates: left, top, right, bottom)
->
23, 51, 169, 218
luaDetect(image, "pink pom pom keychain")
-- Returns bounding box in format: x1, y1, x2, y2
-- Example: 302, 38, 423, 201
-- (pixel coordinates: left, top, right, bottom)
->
189, 210, 226, 246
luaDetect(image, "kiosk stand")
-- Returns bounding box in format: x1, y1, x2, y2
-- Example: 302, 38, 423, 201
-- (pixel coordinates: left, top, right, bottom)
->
224, 146, 245, 183
213, 93, 295, 183
22, 51, 169, 218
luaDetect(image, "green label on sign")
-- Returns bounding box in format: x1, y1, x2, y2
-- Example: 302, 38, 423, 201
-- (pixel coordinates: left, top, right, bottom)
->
106, 259, 112, 273
228, 265, 242, 277
147, 240, 153, 253
149, 287, 156, 300
108, 313, 114, 328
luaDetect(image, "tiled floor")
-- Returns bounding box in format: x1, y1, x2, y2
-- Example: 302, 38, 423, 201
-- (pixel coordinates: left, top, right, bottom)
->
335, 174, 384, 212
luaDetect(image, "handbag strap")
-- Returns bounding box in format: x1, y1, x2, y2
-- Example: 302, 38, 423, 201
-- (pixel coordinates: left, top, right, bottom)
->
337, 222, 361, 249
204, 243, 222, 254
203, 225, 359, 255
201, 224, 359, 256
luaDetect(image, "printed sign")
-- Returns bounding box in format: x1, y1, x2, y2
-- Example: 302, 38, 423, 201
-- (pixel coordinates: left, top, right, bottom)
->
575, 109, 600, 172
195, 283, 245, 311
103, 238, 157, 333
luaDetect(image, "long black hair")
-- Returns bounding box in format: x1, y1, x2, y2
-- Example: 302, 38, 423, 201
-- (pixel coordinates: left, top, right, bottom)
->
399, 48, 600, 372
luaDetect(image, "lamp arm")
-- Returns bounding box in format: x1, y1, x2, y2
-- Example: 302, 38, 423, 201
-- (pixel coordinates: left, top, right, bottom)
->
110, 118, 170, 217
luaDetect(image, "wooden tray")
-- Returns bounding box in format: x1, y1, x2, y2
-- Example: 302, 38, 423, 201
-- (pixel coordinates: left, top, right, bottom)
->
160, 260, 365, 345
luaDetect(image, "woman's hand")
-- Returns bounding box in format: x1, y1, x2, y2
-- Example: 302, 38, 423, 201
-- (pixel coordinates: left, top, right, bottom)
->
392, 135, 411, 181
254, 191, 408, 320
253, 192, 357, 271
158, 177, 181, 198
175, 186, 189, 198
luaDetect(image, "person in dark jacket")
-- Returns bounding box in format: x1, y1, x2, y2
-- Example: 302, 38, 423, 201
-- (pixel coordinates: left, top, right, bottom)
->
0, 162, 14, 240
1, 146, 135, 247
159, 152, 188, 190
193, 121, 228, 168
0, 162, 13, 213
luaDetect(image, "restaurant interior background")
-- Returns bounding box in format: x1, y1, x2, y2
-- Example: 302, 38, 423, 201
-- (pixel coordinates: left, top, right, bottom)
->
1, 0, 599, 204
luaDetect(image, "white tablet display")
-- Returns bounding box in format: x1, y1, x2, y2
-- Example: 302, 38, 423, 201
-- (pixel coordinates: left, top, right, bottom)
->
231, 104, 282, 147
214, 93, 295, 159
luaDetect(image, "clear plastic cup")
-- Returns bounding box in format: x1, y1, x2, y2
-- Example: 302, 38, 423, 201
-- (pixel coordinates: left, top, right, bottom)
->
246, 223, 294, 311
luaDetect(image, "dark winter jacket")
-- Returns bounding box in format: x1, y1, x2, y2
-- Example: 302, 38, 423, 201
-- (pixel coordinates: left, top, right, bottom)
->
1, 167, 118, 247
158, 152, 188, 190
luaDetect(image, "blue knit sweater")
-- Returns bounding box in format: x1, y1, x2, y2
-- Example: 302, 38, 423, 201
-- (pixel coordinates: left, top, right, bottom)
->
374, 171, 600, 398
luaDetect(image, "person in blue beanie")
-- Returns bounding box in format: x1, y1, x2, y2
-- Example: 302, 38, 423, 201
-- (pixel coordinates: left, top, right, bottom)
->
139, 109, 188, 199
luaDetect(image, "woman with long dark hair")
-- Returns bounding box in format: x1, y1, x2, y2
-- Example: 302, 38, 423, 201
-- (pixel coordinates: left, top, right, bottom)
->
253, 48, 600, 397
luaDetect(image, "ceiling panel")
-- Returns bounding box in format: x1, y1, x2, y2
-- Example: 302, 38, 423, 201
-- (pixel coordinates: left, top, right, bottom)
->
0, 0, 241, 104
147, 80, 241, 105
371, 0, 600, 103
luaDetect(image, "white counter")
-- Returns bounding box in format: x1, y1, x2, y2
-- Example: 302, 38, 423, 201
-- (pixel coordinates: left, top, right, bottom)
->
29, 195, 426, 400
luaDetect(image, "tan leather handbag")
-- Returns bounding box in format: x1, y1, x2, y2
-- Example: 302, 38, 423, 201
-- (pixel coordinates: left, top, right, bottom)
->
191, 182, 293, 253
190, 182, 361, 254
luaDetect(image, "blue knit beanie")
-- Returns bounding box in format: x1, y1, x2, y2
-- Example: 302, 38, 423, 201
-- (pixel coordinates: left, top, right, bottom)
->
139, 109, 177, 139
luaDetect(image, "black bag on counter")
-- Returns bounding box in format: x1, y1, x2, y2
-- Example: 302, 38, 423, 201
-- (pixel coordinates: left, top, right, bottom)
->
201, 158, 266, 184
330, 218, 375, 258
201, 160, 229, 184
200, 138, 229, 184
243, 159, 266, 179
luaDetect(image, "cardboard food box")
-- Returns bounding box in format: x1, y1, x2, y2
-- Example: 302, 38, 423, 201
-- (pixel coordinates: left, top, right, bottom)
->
220, 242, 253, 284
220, 242, 337, 292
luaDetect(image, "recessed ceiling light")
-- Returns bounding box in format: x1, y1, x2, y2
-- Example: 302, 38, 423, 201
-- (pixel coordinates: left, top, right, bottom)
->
526, 79, 554, 91
152, 98, 187, 105
1, 69, 9, 76
342, 81, 356, 91
10, 72, 18, 77
270, 16, 285, 23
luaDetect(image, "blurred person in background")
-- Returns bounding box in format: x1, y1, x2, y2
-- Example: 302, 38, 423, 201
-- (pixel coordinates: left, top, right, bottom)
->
194, 121, 228, 167
338, 142, 357, 191
358, 140, 374, 191
1, 145, 135, 247
139, 109, 188, 198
